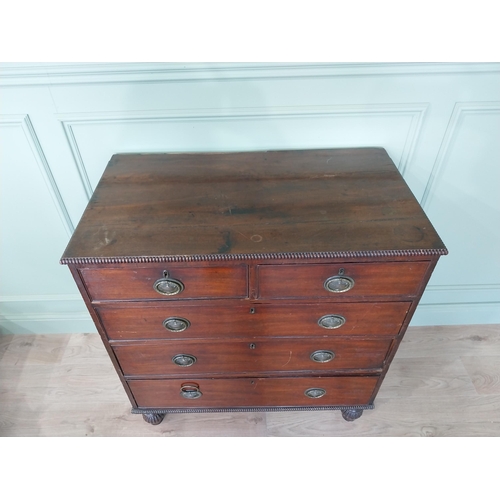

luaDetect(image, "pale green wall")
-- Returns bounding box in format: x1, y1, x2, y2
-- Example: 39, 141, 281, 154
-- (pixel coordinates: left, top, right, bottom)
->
1, 62, 499, 333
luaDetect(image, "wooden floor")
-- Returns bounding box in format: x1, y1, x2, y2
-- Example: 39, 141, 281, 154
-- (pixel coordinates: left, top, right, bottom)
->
1, 324, 500, 436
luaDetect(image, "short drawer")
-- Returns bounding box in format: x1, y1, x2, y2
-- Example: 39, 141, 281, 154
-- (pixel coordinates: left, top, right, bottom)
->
98, 301, 410, 340
128, 375, 379, 408
257, 261, 429, 299
113, 338, 392, 376
98, 302, 257, 340
80, 264, 247, 301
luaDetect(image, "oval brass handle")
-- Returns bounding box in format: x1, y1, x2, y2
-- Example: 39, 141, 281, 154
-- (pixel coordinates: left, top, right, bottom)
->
324, 275, 355, 293
163, 317, 191, 332
304, 388, 326, 399
172, 354, 197, 367
310, 350, 335, 363
180, 382, 202, 399
153, 271, 184, 296
318, 314, 346, 329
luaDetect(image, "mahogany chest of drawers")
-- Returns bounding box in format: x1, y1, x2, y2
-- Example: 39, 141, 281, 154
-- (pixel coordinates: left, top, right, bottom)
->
61, 148, 447, 424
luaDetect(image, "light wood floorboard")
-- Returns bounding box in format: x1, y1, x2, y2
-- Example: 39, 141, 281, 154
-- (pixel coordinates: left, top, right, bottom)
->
1, 325, 500, 436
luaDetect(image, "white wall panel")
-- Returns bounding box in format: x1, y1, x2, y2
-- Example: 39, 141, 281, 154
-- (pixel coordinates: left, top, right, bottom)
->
412, 103, 500, 324
1, 63, 499, 333
0, 85, 90, 227
0, 115, 94, 333
58, 104, 426, 196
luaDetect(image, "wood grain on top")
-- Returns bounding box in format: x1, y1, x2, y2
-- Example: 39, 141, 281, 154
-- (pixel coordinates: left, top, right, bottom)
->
61, 148, 447, 261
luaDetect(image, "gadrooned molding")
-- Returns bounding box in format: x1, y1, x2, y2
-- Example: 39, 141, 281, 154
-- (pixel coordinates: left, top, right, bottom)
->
58, 103, 428, 200
421, 101, 500, 208
1, 62, 500, 86
131, 404, 375, 414
60, 249, 448, 265
0, 114, 74, 235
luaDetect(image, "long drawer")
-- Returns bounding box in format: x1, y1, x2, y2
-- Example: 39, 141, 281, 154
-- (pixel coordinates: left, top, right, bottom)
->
98, 301, 410, 340
113, 338, 393, 376
128, 376, 379, 408
257, 261, 429, 298
80, 264, 248, 301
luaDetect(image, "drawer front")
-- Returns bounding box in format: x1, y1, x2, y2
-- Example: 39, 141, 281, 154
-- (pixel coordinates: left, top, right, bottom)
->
128, 376, 379, 408
98, 301, 410, 340
80, 265, 247, 301
257, 261, 429, 298
99, 302, 257, 340
243, 301, 408, 338
114, 338, 392, 376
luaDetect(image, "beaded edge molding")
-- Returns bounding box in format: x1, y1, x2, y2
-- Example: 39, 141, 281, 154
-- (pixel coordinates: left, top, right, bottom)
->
131, 404, 375, 414
60, 248, 447, 265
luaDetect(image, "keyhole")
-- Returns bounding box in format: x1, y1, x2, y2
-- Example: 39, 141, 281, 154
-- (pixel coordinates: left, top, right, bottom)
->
249, 343, 256, 349
250, 307, 256, 314
339, 268, 345, 275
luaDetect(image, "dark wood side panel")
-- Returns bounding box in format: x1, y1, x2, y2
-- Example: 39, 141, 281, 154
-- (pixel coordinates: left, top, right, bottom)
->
367, 255, 442, 403
128, 375, 380, 408
113, 338, 393, 376
80, 264, 248, 301
66, 265, 138, 408
257, 261, 430, 298
97, 301, 411, 340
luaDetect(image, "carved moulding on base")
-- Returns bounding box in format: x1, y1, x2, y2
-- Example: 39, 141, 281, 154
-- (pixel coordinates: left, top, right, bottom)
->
132, 404, 374, 424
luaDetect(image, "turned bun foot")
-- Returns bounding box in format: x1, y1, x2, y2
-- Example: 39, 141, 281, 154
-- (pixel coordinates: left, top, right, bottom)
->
341, 408, 364, 421
142, 412, 165, 425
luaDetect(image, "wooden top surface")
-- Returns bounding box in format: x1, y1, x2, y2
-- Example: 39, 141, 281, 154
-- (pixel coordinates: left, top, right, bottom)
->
61, 148, 447, 263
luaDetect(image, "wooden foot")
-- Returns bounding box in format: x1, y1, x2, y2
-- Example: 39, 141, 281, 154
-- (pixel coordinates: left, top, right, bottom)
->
341, 408, 364, 421
142, 412, 165, 425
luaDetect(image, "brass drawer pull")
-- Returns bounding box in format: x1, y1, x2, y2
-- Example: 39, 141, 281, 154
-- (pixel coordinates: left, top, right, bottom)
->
180, 382, 202, 399
172, 354, 197, 367
153, 270, 184, 296
163, 317, 191, 332
324, 275, 355, 293
318, 314, 346, 329
305, 388, 326, 399
310, 350, 335, 363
